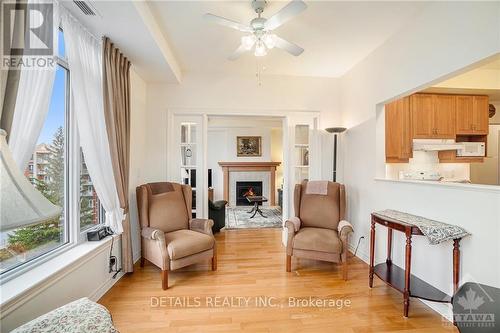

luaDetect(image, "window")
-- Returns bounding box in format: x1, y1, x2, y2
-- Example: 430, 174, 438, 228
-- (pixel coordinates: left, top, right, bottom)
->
0, 60, 69, 275
0, 29, 102, 278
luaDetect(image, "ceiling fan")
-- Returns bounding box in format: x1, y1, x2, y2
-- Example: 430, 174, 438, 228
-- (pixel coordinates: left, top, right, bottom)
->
204, 0, 307, 60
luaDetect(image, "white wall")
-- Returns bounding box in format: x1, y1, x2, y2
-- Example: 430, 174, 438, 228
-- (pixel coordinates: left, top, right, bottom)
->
339, 1, 500, 317
2, 68, 148, 331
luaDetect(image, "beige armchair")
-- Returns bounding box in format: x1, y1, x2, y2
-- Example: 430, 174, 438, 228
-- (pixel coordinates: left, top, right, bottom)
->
285, 181, 354, 280
136, 182, 216, 290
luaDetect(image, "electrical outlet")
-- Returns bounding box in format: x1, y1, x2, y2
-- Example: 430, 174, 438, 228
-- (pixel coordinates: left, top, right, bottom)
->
109, 256, 117, 273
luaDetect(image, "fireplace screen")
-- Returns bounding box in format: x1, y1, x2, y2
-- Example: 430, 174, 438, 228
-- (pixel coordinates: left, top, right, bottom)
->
236, 181, 263, 206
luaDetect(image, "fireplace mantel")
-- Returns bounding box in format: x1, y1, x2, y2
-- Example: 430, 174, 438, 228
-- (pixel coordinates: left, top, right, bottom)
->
218, 161, 281, 205
218, 162, 281, 168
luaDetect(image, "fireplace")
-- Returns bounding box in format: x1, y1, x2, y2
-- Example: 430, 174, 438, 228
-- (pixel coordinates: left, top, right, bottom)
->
236, 181, 263, 206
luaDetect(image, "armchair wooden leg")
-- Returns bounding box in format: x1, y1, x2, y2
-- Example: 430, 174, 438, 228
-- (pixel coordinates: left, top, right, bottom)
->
212, 254, 217, 271
161, 270, 168, 290
286, 255, 291, 272
140, 257, 145, 268
342, 257, 348, 281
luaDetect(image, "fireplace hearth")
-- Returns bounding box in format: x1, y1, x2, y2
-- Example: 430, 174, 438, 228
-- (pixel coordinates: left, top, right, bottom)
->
236, 181, 263, 206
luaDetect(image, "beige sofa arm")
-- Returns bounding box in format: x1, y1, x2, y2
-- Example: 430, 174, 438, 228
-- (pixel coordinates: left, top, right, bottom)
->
338, 220, 354, 239
141, 227, 169, 270
284, 217, 301, 255
190, 218, 214, 236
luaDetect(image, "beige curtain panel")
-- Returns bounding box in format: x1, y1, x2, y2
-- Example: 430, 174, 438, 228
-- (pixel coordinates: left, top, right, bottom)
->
102, 37, 133, 273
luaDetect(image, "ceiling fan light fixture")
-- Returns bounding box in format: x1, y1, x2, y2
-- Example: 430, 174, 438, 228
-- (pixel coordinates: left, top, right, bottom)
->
241, 35, 256, 50
254, 41, 267, 57
262, 33, 277, 49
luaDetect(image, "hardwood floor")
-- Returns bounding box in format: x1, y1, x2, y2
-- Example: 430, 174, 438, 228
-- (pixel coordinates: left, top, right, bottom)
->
99, 229, 457, 333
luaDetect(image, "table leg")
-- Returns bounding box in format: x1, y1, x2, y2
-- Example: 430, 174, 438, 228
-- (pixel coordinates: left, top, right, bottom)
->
369, 219, 375, 288
256, 205, 267, 218
453, 239, 460, 294
404, 230, 412, 317
250, 203, 259, 218
387, 228, 393, 265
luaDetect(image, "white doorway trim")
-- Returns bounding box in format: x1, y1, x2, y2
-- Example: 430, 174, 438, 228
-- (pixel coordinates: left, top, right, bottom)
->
166, 108, 321, 225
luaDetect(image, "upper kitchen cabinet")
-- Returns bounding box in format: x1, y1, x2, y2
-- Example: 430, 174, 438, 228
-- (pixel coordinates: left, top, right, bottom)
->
410, 94, 434, 138
411, 94, 456, 139
472, 96, 489, 134
456, 95, 489, 135
385, 97, 411, 162
433, 94, 456, 138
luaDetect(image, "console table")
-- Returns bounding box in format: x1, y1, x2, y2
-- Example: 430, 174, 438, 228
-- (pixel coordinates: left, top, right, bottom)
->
369, 210, 469, 317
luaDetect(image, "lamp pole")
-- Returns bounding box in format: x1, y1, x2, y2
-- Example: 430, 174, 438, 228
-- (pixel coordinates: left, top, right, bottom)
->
325, 127, 347, 182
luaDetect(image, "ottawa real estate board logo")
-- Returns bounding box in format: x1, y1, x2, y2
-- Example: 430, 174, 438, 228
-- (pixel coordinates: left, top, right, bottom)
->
2, 1, 54, 69
452, 282, 497, 331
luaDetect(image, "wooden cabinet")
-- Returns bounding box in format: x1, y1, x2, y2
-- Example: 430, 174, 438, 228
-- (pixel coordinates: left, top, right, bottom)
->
472, 96, 489, 134
433, 95, 456, 138
386, 93, 489, 163
456, 96, 474, 134
385, 97, 412, 163
456, 95, 489, 135
411, 94, 455, 139
410, 94, 434, 138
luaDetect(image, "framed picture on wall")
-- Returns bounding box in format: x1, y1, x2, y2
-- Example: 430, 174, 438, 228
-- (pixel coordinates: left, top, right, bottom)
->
237, 136, 262, 157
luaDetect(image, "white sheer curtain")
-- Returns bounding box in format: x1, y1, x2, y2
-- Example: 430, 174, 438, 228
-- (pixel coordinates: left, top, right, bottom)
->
61, 10, 124, 232
9, 0, 60, 170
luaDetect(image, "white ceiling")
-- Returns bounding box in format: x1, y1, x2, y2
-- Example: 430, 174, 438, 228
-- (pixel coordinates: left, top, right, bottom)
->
63, 1, 428, 82
149, 1, 428, 78
61, 0, 179, 82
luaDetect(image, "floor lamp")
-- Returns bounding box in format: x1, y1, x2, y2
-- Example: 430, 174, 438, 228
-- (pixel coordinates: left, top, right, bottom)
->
325, 127, 347, 182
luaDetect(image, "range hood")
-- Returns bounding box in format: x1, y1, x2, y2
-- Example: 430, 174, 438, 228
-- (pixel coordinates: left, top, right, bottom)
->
413, 139, 465, 151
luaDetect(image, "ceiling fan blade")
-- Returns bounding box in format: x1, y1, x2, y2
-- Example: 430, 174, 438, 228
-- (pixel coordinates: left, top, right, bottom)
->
264, 0, 307, 31
228, 44, 248, 61
204, 13, 253, 32
275, 36, 304, 56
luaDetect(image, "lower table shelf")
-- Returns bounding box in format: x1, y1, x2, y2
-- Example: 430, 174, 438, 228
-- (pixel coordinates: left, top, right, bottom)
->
374, 262, 452, 303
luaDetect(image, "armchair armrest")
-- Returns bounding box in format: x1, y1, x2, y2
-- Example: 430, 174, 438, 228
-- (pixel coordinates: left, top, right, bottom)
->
285, 216, 301, 233
190, 218, 214, 236
141, 227, 165, 241
284, 217, 301, 255
338, 220, 354, 239
141, 226, 169, 270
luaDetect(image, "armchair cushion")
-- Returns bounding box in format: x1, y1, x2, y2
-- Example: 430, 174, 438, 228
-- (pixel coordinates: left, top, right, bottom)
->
189, 218, 214, 235
148, 185, 189, 233
165, 229, 214, 260
293, 227, 342, 254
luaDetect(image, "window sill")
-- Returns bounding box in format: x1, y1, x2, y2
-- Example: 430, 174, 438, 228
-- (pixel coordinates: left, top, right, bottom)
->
0, 235, 118, 316
375, 177, 500, 193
